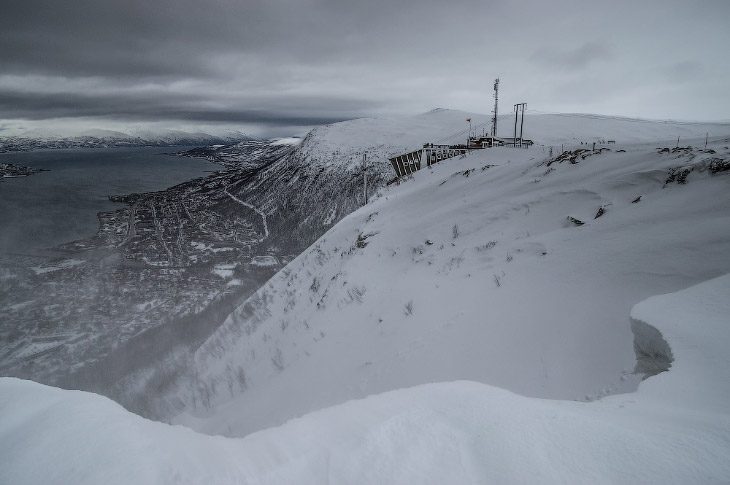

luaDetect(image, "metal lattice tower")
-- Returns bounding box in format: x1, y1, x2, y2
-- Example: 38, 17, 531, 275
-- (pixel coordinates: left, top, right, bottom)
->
491, 78, 499, 137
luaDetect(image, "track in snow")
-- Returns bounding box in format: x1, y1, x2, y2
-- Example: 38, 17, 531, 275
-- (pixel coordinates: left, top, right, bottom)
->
223, 185, 269, 244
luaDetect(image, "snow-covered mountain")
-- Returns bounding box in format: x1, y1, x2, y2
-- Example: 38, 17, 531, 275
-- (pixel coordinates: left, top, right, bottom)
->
57, 108, 729, 419
286, 109, 730, 171
2, 130, 730, 482
151, 132, 730, 437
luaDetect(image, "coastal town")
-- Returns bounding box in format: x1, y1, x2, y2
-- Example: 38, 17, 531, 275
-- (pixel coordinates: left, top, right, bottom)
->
0, 162, 48, 178
0, 140, 296, 389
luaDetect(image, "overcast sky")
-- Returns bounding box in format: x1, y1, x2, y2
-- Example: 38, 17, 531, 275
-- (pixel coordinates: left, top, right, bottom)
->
1, 0, 728, 137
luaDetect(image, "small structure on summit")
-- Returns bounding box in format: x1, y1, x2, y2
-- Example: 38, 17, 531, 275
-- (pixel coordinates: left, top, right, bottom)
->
389, 79, 532, 178
389, 144, 468, 177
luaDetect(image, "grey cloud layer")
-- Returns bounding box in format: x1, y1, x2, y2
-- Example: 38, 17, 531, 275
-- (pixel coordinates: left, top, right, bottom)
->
0, 89, 376, 125
1, 0, 729, 132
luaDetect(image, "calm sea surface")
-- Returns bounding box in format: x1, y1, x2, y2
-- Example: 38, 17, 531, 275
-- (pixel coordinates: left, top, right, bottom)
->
0, 147, 215, 255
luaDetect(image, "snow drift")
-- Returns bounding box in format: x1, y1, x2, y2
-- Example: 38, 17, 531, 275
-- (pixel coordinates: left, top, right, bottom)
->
2, 272, 729, 484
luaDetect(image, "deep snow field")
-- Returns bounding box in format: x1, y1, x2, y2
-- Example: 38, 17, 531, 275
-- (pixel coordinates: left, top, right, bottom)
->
1, 115, 730, 483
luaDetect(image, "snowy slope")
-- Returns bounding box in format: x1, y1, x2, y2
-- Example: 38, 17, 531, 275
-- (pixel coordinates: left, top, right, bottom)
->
158, 135, 730, 437
495, 112, 730, 145
2, 273, 729, 484
294, 109, 730, 173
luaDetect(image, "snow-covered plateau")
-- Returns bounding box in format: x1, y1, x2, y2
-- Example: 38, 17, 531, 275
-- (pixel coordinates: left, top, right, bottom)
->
2, 111, 730, 483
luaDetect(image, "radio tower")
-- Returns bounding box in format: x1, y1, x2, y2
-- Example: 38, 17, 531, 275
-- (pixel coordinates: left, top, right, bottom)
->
491, 78, 499, 137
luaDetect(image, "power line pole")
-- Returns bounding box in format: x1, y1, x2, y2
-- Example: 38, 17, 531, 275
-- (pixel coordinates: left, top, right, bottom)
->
513, 104, 518, 147
362, 153, 368, 205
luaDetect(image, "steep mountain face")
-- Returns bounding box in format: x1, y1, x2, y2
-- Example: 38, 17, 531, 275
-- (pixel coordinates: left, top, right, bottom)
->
0, 113, 471, 414
101, 114, 471, 414
159, 134, 730, 436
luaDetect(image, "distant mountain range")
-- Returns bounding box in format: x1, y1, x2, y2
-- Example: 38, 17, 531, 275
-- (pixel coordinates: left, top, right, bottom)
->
0, 129, 252, 152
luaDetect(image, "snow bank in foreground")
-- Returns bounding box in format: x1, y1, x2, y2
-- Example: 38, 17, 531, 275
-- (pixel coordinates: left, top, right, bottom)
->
1, 274, 729, 484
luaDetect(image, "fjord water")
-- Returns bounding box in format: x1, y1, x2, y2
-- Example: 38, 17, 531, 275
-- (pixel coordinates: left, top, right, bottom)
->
0, 147, 214, 256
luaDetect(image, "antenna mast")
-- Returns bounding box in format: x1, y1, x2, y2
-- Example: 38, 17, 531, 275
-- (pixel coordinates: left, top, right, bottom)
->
491, 78, 499, 137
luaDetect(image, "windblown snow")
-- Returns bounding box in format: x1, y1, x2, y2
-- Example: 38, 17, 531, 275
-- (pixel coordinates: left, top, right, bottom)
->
2, 110, 730, 483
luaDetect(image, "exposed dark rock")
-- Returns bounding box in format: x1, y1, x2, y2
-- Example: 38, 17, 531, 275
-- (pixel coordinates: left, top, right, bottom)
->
631, 318, 673, 379
708, 158, 730, 174
665, 166, 693, 185
545, 147, 609, 167
567, 216, 585, 226
355, 232, 378, 249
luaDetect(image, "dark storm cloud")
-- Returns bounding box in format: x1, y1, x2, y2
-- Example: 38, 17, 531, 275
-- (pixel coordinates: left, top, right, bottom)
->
2, 1, 262, 80
0, 0, 460, 79
1, 0, 729, 131
1, 0, 466, 130
0, 89, 373, 125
